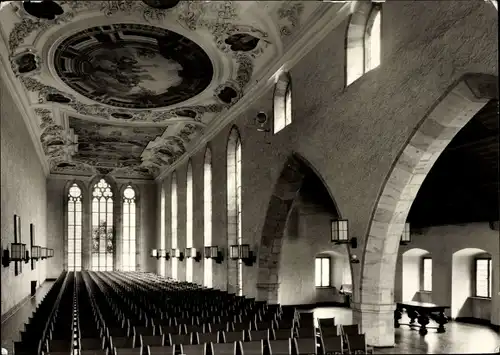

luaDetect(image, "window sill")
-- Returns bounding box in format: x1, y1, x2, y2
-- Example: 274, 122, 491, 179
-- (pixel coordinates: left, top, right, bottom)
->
419, 290, 432, 293
470, 296, 492, 300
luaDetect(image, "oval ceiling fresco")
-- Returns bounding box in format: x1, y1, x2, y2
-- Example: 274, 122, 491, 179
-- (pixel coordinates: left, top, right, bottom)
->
53, 23, 214, 109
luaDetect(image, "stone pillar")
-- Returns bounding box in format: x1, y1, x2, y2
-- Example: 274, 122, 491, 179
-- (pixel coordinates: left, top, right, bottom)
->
351, 302, 396, 347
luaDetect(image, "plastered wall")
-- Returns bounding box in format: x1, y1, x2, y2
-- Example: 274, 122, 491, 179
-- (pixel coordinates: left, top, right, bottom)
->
395, 223, 499, 326
1, 76, 48, 317
156, 1, 497, 307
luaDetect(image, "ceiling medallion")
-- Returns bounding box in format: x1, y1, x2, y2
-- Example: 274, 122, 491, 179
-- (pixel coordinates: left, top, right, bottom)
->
53, 23, 214, 109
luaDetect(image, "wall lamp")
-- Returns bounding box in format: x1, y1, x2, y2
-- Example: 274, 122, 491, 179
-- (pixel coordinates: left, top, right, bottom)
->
31, 245, 41, 261
230, 244, 257, 267
172, 248, 184, 262
40, 247, 49, 260
2, 242, 30, 267
331, 219, 357, 248
204, 246, 224, 264
185, 247, 202, 262
400, 222, 411, 245
48, 248, 54, 258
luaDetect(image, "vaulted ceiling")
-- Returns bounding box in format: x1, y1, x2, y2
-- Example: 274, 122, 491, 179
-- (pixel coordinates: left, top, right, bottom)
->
0, 0, 337, 180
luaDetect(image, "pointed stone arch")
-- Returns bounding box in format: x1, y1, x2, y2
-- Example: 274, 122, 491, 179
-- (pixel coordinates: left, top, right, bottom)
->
357, 73, 498, 346
256, 153, 341, 303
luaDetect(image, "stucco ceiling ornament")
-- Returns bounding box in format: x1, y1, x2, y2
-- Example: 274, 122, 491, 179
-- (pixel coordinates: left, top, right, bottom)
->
177, 123, 204, 142
277, 2, 304, 37
21, 77, 222, 122
34, 108, 54, 130
50, 159, 97, 174
10, 49, 42, 77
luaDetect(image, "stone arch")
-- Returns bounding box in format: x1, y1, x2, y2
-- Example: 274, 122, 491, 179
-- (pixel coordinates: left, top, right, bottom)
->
256, 153, 341, 303
357, 74, 498, 345
361, 73, 497, 306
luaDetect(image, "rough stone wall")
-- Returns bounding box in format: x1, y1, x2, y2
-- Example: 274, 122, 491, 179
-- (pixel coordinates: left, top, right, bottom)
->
1, 75, 47, 317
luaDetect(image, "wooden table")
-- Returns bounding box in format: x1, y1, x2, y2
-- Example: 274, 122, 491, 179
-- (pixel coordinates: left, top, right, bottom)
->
395, 301, 450, 335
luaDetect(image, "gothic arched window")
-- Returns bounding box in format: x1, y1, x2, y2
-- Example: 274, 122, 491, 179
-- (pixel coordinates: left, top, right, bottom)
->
91, 178, 114, 271
67, 183, 82, 271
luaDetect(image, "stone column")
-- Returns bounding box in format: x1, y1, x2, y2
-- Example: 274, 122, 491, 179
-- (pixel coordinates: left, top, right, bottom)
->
351, 302, 396, 347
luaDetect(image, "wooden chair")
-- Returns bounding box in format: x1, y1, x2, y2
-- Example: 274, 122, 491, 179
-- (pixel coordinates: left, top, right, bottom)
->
223, 331, 245, 343
139, 334, 165, 347
273, 329, 294, 341
247, 330, 270, 342
180, 343, 208, 355
197, 332, 220, 344
267, 339, 296, 355
295, 338, 316, 355
239, 340, 264, 355
211, 341, 238, 355
147, 345, 175, 355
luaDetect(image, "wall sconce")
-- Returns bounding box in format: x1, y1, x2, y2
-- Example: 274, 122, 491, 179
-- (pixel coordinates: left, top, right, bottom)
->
204, 246, 224, 264
47, 248, 54, 258
31, 245, 41, 261
400, 222, 411, 245
331, 219, 357, 248
186, 247, 202, 262
2, 243, 30, 267
229, 244, 257, 267
40, 247, 48, 260
150, 249, 158, 258
350, 254, 360, 264
172, 248, 184, 261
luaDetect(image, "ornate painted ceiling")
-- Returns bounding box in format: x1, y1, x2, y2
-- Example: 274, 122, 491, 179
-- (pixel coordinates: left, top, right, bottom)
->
0, 0, 329, 179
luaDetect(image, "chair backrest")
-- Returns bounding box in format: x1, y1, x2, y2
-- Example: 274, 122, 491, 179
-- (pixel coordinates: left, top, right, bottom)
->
211, 323, 228, 332
187, 324, 205, 334
232, 322, 251, 332
273, 329, 293, 341
294, 338, 316, 355
171, 333, 193, 345
198, 332, 219, 344
318, 318, 335, 329
180, 343, 207, 355
239, 340, 264, 355
295, 327, 315, 339
148, 345, 175, 355
319, 326, 339, 338
211, 341, 237, 355
113, 347, 143, 355
224, 331, 245, 343
340, 325, 359, 336
134, 326, 155, 336
140, 334, 164, 347
268, 339, 295, 355
161, 325, 180, 335
321, 335, 342, 355
248, 330, 269, 342
80, 337, 106, 350
110, 335, 135, 349
80, 350, 109, 355
345, 334, 366, 352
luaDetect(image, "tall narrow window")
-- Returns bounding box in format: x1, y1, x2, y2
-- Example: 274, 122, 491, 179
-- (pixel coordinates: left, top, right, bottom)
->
422, 257, 432, 291
315, 257, 331, 287
122, 185, 136, 272
475, 258, 492, 298
160, 187, 166, 277
227, 127, 243, 296
204, 148, 213, 288
273, 72, 292, 134
171, 173, 178, 279
346, 4, 382, 86
186, 161, 193, 283
67, 183, 82, 271
365, 7, 381, 72
91, 179, 114, 271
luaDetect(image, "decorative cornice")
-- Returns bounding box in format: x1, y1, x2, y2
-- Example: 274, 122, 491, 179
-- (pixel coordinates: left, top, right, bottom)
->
0, 36, 50, 176
156, 2, 352, 182
47, 173, 156, 184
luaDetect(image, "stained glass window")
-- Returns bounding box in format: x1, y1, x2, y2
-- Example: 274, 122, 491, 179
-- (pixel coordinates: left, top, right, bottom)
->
67, 183, 82, 271
122, 185, 136, 271
91, 179, 114, 271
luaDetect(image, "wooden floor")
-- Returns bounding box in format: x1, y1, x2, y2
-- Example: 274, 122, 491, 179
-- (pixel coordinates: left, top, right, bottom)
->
1, 280, 54, 355
1, 287, 498, 354
310, 306, 500, 354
